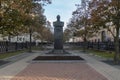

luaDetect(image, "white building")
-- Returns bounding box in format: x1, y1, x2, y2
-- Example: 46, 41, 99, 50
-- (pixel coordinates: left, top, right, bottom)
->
0, 32, 41, 43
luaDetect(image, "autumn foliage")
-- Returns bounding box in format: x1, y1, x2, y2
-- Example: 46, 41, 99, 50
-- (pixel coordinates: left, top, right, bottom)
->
0, 0, 52, 41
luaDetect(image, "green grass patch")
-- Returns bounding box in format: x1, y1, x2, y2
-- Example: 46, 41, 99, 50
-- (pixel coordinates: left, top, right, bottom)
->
0, 46, 44, 59
0, 50, 26, 59
72, 47, 115, 59
32, 46, 44, 50
87, 49, 114, 59
69, 46, 83, 50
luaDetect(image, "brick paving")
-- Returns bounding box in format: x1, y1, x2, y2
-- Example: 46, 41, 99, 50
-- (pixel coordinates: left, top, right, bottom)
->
11, 62, 108, 80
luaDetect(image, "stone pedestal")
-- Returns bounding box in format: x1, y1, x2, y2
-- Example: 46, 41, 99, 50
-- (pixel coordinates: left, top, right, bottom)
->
53, 15, 64, 51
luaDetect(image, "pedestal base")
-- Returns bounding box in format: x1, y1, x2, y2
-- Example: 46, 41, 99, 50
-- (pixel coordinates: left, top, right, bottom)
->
48, 49, 69, 54
32, 50, 84, 61
53, 50, 64, 54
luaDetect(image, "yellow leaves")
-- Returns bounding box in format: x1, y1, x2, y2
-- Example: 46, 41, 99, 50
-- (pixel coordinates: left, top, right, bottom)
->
1, 0, 51, 36
1, 0, 33, 34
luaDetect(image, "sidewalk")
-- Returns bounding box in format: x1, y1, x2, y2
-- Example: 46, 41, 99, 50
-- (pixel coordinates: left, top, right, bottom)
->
69, 50, 120, 80
11, 62, 107, 80
0, 51, 40, 80
0, 50, 119, 80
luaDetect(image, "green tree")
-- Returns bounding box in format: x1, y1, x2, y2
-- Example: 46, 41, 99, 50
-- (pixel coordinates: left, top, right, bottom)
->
67, 1, 96, 51
63, 28, 72, 42
0, 0, 51, 42
1, 0, 33, 36
89, 0, 120, 64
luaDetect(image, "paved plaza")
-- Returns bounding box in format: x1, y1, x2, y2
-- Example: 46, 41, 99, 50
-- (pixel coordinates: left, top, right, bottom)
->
11, 63, 107, 80
0, 50, 120, 80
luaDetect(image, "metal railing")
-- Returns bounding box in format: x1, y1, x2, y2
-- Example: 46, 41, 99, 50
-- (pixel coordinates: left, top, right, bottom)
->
0, 41, 36, 53
67, 41, 115, 51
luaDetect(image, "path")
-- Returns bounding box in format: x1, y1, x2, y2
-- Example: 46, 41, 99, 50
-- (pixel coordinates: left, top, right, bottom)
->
69, 50, 120, 80
0, 50, 119, 80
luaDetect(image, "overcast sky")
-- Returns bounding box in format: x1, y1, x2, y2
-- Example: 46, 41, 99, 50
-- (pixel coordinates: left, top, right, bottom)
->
44, 0, 81, 28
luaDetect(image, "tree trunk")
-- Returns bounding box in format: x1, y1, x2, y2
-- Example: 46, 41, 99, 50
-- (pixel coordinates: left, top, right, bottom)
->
29, 28, 32, 52
8, 33, 11, 42
114, 26, 120, 64
114, 0, 120, 64
83, 37, 87, 52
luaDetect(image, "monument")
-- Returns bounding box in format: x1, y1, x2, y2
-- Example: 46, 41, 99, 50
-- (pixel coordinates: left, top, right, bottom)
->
32, 15, 84, 61
53, 15, 64, 53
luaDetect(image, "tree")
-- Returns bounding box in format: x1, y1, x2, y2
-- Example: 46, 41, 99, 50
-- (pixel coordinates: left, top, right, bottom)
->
67, 1, 97, 51
89, 0, 120, 64
0, 0, 33, 37
0, 0, 51, 39
63, 28, 72, 42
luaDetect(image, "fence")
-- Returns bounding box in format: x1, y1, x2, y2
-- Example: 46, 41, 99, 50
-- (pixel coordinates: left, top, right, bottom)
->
0, 41, 36, 53
68, 41, 115, 51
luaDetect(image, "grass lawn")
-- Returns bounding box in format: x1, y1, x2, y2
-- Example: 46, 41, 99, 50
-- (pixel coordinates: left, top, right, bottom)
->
0, 50, 26, 59
0, 46, 43, 59
87, 49, 114, 59
72, 47, 115, 59
32, 46, 44, 50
